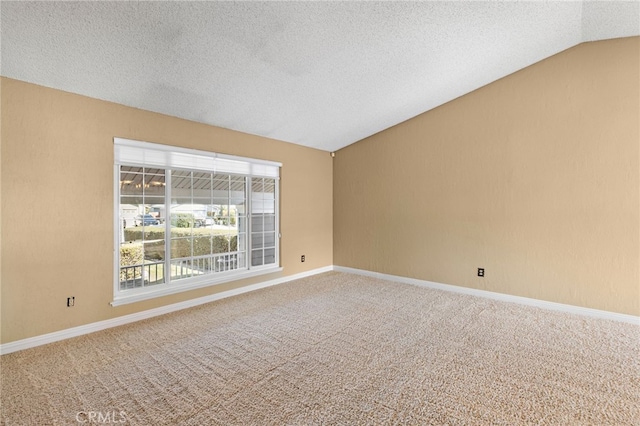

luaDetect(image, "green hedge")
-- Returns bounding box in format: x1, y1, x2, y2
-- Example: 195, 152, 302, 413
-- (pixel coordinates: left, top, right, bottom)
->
169, 235, 238, 259
120, 243, 143, 281
123, 227, 238, 261
124, 227, 164, 241
124, 227, 229, 241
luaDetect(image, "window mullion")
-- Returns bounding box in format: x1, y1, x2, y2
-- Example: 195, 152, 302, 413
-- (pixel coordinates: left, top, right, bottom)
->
190, 172, 195, 277
210, 173, 214, 272
165, 169, 172, 285
246, 176, 252, 270
275, 176, 280, 267
114, 163, 121, 297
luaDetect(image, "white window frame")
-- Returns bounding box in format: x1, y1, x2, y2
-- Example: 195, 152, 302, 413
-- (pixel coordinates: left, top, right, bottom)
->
112, 138, 282, 306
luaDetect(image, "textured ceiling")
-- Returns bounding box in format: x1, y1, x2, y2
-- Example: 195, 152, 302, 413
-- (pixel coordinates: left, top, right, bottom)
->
1, 1, 638, 152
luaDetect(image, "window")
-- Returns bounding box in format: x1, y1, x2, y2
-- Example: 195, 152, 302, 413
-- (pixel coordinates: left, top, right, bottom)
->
113, 138, 281, 305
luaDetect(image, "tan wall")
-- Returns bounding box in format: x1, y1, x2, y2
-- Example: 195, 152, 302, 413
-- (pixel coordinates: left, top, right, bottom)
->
0, 78, 333, 344
334, 37, 640, 316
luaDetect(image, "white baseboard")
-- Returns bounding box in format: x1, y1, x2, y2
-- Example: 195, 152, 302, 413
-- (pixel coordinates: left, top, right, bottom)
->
0, 266, 333, 355
334, 266, 640, 325
3, 265, 637, 355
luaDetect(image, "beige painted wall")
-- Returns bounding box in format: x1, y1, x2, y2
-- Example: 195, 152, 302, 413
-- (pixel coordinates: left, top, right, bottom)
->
1, 37, 638, 345
334, 37, 640, 316
1, 77, 333, 344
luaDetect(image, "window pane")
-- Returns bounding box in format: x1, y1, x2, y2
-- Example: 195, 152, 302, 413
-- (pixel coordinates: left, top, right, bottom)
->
194, 236, 213, 256
260, 200, 275, 214
172, 170, 192, 205
193, 171, 211, 181
171, 238, 192, 259
263, 179, 276, 193
251, 178, 263, 193
264, 232, 276, 248
264, 248, 276, 265
144, 239, 165, 261
251, 249, 263, 267
119, 242, 143, 287
251, 233, 263, 249
213, 176, 229, 199
168, 171, 246, 279
120, 167, 143, 197
119, 201, 140, 230
171, 258, 195, 280
264, 214, 275, 231
212, 234, 230, 254
171, 216, 193, 237
119, 166, 166, 290
144, 171, 165, 206
251, 215, 263, 232
144, 261, 165, 286
230, 175, 245, 188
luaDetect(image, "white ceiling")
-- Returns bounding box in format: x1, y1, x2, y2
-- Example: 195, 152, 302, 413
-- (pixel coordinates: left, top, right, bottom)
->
1, 1, 638, 152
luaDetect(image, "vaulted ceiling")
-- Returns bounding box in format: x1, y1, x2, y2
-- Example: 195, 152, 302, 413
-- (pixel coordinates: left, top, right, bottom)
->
1, 1, 638, 152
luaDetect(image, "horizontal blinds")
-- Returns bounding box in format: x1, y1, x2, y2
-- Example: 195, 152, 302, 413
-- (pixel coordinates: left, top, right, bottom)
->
114, 138, 280, 178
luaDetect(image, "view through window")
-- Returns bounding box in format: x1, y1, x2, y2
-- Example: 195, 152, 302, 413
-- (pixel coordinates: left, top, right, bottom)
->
115, 139, 280, 303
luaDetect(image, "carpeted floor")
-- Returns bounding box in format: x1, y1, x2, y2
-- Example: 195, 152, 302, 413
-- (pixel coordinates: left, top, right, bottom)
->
1, 272, 639, 425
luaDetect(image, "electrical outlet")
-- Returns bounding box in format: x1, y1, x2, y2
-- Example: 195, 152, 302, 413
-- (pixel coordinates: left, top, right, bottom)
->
67, 297, 75, 307
477, 268, 484, 277
301, 255, 305, 263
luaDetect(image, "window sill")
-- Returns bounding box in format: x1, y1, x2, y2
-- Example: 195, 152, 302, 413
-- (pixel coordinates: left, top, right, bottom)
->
111, 266, 283, 307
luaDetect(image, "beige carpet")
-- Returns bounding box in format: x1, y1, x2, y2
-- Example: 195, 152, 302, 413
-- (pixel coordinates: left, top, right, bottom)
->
1, 272, 639, 425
